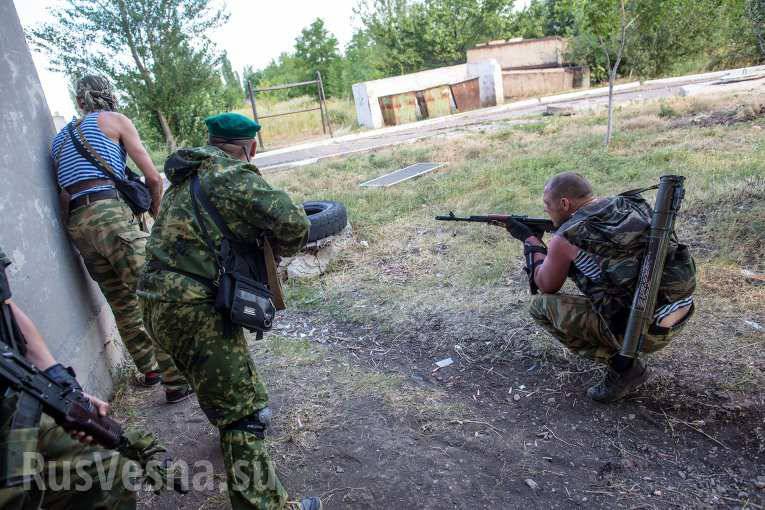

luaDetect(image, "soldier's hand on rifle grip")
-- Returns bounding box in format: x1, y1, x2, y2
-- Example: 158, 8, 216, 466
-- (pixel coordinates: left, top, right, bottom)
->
505, 218, 537, 242
69, 393, 111, 444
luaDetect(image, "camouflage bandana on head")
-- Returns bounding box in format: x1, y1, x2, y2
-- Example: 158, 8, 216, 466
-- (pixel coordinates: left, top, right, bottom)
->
76, 75, 118, 112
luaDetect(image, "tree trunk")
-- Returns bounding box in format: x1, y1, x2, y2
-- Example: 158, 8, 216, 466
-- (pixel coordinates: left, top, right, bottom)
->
156, 110, 177, 152
605, 73, 615, 146
117, 0, 177, 151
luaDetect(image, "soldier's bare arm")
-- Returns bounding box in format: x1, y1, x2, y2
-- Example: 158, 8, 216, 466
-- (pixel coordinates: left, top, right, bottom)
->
5, 300, 55, 370
114, 113, 164, 217
528, 235, 578, 294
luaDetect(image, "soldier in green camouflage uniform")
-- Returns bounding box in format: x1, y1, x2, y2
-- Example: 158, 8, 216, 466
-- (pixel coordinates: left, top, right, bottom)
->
51, 75, 190, 401
505, 172, 696, 402
0, 244, 137, 509
137, 113, 320, 510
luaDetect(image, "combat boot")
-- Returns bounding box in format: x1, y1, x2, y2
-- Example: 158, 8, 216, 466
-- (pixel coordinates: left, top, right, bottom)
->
587, 359, 648, 403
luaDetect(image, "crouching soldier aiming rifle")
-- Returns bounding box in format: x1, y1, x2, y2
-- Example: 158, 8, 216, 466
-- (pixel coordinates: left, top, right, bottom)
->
510, 172, 695, 402
0, 245, 183, 509
442, 172, 696, 403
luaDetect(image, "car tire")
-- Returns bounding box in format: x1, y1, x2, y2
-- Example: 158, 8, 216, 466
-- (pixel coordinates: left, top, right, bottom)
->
303, 200, 348, 242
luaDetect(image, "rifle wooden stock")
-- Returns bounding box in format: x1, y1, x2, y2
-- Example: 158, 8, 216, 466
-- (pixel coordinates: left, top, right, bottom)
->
263, 239, 286, 311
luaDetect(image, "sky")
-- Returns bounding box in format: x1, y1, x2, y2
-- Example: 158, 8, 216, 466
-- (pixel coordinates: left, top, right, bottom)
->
13, 0, 531, 119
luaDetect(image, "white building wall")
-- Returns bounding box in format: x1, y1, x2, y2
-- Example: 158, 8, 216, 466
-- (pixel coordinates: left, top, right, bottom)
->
352, 60, 504, 129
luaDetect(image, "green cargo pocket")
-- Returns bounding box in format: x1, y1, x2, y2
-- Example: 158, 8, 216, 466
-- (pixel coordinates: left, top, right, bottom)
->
117, 230, 150, 244
116, 230, 150, 282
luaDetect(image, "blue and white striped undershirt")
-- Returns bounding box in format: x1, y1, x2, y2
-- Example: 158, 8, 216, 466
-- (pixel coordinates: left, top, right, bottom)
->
50, 112, 127, 200
573, 250, 603, 281
573, 249, 693, 325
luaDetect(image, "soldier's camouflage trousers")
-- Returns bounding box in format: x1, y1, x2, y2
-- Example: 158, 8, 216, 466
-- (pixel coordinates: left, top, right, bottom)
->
66, 199, 186, 390
0, 415, 135, 509
529, 293, 690, 363
140, 299, 289, 510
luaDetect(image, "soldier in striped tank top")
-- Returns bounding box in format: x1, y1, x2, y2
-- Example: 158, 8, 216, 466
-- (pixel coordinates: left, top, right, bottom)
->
50, 76, 191, 404
505, 172, 696, 403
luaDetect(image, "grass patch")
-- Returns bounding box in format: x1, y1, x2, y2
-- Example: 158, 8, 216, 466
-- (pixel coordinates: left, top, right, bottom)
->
236, 96, 358, 149
270, 90, 764, 404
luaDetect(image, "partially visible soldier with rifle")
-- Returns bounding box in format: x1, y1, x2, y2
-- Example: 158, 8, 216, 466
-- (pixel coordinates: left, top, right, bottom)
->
0, 244, 183, 508
440, 172, 696, 402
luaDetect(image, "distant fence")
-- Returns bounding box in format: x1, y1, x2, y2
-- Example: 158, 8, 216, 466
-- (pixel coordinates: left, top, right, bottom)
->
246, 71, 333, 150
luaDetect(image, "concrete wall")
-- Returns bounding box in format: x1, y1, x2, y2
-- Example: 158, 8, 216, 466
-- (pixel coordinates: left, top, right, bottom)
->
503, 66, 590, 99
0, 3, 124, 397
352, 60, 503, 129
467, 37, 568, 70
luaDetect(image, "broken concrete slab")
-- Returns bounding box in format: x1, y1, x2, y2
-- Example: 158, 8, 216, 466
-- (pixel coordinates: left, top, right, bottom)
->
280, 224, 354, 279
544, 104, 576, 116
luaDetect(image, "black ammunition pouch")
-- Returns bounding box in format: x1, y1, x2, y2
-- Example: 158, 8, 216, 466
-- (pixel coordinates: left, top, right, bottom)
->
189, 174, 275, 338
213, 239, 275, 337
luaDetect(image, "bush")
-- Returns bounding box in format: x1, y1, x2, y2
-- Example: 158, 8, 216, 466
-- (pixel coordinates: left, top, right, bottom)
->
658, 103, 678, 118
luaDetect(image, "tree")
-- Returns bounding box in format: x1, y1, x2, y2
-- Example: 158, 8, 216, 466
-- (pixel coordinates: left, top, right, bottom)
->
355, 0, 426, 75
334, 30, 386, 95
580, 0, 636, 146
508, 0, 549, 38
357, 0, 516, 74
295, 18, 341, 83
220, 52, 243, 110
748, 0, 765, 57
417, 0, 515, 67
30, 0, 228, 150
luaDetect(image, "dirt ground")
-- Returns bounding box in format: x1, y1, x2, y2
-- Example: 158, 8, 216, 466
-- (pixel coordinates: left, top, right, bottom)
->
123, 293, 765, 510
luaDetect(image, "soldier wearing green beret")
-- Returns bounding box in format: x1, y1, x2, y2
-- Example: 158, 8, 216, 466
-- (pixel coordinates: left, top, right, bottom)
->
137, 113, 320, 509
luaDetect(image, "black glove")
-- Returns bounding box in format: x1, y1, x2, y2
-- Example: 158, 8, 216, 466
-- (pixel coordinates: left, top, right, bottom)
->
505, 218, 537, 242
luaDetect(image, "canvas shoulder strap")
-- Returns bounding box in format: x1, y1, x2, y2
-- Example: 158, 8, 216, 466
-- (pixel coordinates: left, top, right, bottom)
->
619, 184, 659, 196
190, 174, 239, 241
66, 121, 120, 182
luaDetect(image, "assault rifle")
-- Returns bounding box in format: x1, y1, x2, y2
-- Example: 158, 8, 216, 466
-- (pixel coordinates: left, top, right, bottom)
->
0, 341, 124, 449
435, 211, 555, 236
0, 304, 186, 492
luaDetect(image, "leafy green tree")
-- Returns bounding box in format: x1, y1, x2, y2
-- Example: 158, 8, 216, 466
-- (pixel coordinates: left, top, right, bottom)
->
220, 51, 243, 110
355, 0, 426, 75
357, 0, 516, 74
336, 30, 387, 93
508, 0, 550, 38
579, 0, 637, 145
30, 0, 228, 150
748, 0, 765, 57
295, 18, 341, 83
417, 0, 515, 67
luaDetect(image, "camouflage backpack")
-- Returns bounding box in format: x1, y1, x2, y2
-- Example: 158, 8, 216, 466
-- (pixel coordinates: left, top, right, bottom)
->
557, 192, 696, 335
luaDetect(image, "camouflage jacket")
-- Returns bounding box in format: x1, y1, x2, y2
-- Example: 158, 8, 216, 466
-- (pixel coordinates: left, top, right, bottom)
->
137, 146, 309, 303
557, 194, 696, 335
